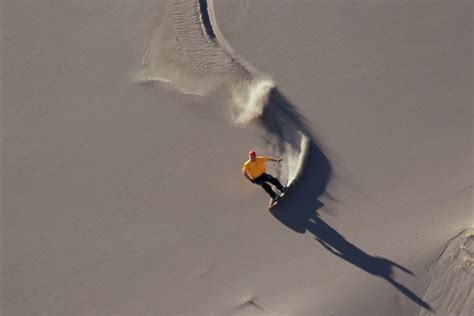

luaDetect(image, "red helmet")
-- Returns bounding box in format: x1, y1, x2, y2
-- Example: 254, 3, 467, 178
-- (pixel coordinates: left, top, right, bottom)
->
249, 150, 256, 159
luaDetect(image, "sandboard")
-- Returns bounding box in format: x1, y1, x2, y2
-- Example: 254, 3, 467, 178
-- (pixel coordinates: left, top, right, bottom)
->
268, 188, 289, 211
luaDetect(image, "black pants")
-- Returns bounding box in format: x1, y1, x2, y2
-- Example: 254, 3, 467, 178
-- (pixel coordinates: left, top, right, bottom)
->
253, 173, 284, 198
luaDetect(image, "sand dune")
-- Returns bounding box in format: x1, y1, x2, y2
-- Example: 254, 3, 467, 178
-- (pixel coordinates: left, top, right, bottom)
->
420, 227, 474, 315
1, 0, 472, 315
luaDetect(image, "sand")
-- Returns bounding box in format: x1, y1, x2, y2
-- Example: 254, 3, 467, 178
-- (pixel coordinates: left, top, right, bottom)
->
420, 227, 474, 315
1, 0, 472, 315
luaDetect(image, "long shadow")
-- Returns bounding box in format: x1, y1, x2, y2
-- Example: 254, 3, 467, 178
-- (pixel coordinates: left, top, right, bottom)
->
277, 203, 432, 312
311, 211, 432, 311
262, 89, 432, 312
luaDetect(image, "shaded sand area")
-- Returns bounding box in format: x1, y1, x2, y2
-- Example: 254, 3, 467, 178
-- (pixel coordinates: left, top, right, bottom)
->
1, 0, 472, 315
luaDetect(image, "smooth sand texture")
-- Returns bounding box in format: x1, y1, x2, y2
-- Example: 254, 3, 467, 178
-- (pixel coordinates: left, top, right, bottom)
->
1, 0, 472, 315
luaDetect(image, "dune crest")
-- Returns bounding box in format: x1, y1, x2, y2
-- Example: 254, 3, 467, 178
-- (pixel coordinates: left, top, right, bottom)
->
420, 227, 474, 315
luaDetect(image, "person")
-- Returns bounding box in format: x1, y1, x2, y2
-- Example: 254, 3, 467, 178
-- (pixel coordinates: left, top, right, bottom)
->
242, 150, 287, 202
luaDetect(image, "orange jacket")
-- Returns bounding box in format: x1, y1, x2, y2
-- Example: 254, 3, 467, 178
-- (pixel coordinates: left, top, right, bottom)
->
242, 156, 275, 180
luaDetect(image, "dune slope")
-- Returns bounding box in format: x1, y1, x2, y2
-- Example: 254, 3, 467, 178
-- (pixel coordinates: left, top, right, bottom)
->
1, 0, 472, 315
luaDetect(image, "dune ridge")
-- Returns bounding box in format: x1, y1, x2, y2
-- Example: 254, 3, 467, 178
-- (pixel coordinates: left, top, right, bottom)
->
420, 227, 474, 315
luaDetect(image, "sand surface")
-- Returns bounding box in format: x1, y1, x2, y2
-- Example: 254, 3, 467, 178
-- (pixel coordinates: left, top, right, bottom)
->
420, 227, 474, 316
1, 0, 472, 315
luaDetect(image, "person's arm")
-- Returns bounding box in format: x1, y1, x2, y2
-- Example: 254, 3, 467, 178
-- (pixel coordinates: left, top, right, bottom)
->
259, 156, 283, 163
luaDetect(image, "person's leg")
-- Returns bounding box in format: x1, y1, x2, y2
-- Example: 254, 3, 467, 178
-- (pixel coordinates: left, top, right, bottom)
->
260, 183, 278, 199
263, 173, 285, 192
254, 174, 278, 199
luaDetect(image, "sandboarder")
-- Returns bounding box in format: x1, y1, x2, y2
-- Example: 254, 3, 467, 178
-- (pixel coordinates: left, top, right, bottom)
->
243, 150, 287, 203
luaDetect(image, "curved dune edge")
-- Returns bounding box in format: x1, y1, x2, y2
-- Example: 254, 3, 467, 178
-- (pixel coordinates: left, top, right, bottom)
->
419, 227, 474, 315
141, 0, 313, 188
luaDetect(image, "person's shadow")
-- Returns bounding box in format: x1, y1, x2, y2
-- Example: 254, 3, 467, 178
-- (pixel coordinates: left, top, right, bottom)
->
262, 88, 432, 312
